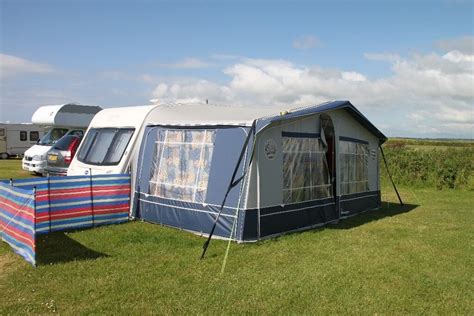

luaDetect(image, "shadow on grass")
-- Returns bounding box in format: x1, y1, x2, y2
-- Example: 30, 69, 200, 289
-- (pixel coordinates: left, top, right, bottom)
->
36, 232, 108, 265
329, 202, 418, 230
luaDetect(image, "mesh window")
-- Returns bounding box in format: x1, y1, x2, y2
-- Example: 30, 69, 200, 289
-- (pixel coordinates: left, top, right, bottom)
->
339, 140, 369, 195
149, 129, 216, 203
282, 134, 332, 203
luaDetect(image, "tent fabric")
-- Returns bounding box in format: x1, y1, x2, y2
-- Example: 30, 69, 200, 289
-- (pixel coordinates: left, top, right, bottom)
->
134, 101, 385, 242
149, 100, 387, 143
255, 100, 387, 142
135, 125, 251, 239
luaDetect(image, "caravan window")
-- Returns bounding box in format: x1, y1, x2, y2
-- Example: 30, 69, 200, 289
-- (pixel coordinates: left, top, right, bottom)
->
77, 128, 134, 165
339, 138, 369, 195
30, 131, 39, 141
20, 131, 27, 141
149, 129, 216, 203
282, 132, 332, 203
0, 129, 4, 137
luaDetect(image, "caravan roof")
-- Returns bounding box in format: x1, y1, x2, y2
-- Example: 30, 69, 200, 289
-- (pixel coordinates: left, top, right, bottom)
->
87, 105, 155, 128
31, 103, 102, 128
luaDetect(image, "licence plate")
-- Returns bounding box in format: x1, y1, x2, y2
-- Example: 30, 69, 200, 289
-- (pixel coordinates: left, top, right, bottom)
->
48, 154, 58, 162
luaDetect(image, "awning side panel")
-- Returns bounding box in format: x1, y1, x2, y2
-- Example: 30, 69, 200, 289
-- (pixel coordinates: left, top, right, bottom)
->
134, 126, 249, 239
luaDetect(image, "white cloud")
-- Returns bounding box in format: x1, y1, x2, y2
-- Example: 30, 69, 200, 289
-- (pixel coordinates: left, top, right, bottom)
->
0, 53, 54, 78
442, 50, 474, 63
342, 71, 367, 82
151, 42, 474, 138
435, 36, 474, 54
434, 105, 473, 124
293, 35, 322, 50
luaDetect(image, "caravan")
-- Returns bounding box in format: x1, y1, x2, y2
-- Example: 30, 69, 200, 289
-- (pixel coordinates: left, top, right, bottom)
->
0, 123, 45, 159
67, 105, 161, 177
22, 103, 102, 174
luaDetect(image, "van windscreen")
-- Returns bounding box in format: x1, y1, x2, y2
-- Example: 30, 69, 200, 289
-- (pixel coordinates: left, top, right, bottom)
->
77, 128, 134, 165
38, 128, 69, 146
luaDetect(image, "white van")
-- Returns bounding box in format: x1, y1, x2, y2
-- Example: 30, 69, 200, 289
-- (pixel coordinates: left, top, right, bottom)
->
0, 123, 45, 159
22, 103, 102, 174
67, 105, 159, 176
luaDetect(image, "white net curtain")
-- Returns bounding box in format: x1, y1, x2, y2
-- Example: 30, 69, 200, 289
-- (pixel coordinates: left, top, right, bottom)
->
149, 129, 216, 203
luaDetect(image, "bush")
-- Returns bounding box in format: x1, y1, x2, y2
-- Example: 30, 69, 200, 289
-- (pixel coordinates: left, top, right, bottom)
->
381, 141, 473, 190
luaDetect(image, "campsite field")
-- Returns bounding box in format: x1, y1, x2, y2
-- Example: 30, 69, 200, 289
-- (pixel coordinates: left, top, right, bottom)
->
1, 150, 473, 314
0, 158, 34, 179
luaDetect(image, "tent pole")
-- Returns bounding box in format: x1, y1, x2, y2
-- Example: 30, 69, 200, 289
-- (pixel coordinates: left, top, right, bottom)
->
379, 144, 403, 206
221, 130, 251, 273
201, 121, 256, 260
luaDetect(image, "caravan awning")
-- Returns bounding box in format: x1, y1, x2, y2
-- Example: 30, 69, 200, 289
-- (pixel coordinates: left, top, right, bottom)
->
145, 101, 387, 142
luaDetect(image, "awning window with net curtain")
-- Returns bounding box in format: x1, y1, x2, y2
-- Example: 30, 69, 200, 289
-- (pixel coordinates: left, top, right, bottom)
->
148, 129, 216, 203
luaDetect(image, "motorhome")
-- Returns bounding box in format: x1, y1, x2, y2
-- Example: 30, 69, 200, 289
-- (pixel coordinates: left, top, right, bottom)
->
67, 105, 159, 177
22, 103, 102, 174
0, 123, 45, 159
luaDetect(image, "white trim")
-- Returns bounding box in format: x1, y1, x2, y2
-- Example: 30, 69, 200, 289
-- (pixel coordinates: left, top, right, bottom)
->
135, 191, 238, 210
339, 152, 367, 155
138, 197, 236, 218
36, 197, 129, 210
282, 150, 326, 154
256, 190, 379, 209
0, 185, 34, 199
283, 184, 332, 191
340, 180, 369, 184
260, 201, 335, 217
0, 212, 34, 233
279, 195, 334, 207
340, 193, 379, 202
155, 141, 214, 146
149, 180, 206, 190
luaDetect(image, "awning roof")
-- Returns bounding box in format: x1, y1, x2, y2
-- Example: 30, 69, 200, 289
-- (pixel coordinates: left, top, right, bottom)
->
146, 101, 387, 142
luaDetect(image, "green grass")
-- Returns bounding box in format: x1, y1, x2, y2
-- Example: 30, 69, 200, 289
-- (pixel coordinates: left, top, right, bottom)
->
1, 159, 473, 313
388, 138, 474, 148
0, 158, 37, 179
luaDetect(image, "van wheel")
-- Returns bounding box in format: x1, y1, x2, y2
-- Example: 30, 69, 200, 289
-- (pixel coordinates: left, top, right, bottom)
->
0, 153, 8, 159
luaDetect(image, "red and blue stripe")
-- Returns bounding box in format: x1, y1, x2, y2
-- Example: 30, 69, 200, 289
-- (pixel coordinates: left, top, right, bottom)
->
0, 174, 131, 266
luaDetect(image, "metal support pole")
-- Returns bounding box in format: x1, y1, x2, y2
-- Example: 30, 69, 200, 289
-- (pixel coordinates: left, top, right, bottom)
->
379, 145, 403, 206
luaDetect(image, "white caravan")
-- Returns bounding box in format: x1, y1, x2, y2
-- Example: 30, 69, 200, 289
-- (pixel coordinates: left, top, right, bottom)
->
67, 105, 160, 177
0, 123, 45, 159
22, 103, 102, 174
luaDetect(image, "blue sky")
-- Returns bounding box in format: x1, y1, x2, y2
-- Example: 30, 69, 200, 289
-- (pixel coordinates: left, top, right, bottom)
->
1, 0, 473, 138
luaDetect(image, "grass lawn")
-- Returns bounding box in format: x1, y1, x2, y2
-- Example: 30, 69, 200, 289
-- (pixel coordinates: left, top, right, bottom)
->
1, 162, 473, 313
0, 158, 37, 179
